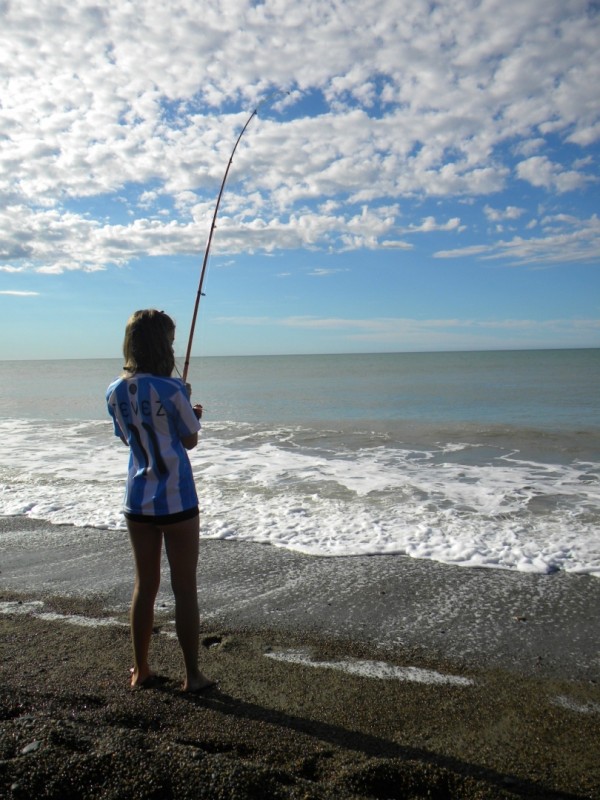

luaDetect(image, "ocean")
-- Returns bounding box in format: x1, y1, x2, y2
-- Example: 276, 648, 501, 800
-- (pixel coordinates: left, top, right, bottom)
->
1, 349, 599, 578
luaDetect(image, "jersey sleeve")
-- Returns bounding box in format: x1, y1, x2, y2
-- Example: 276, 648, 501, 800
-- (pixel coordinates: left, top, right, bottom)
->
108, 406, 125, 439
106, 381, 127, 439
171, 382, 201, 438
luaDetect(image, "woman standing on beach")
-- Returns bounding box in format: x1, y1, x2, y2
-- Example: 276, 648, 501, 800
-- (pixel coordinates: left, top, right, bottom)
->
106, 309, 214, 692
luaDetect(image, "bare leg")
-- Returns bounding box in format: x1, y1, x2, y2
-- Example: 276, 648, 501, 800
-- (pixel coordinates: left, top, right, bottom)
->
163, 515, 213, 691
127, 520, 163, 688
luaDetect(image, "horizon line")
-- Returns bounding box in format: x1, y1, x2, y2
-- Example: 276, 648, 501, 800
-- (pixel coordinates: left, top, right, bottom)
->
1, 345, 598, 362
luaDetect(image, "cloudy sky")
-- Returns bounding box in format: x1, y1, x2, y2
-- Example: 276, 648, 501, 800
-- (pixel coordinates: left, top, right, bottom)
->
1, 0, 599, 360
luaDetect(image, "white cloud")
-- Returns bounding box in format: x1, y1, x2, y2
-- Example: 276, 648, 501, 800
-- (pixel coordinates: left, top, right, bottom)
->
380, 240, 413, 250
435, 214, 600, 265
484, 205, 525, 222
406, 216, 463, 233
0, 290, 40, 296
516, 156, 590, 193
434, 244, 490, 259
513, 138, 546, 157
308, 267, 349, 277
214, 314, 600, 349
0, 0, 598, 273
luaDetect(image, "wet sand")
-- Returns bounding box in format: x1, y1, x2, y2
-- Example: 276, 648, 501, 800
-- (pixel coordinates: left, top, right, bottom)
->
1, 516, 599, 798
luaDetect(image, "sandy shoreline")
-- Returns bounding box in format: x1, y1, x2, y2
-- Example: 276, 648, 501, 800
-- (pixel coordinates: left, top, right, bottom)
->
2, 515, 599, 679
1, 516, 600, 798
2, 597, 599, 799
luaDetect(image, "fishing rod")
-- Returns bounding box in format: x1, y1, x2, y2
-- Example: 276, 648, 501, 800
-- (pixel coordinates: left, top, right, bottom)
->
181, 107, 258, 382
181, 90, 288, 381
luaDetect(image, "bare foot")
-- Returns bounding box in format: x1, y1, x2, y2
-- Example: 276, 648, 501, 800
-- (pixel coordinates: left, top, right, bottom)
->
130, 666, 153, 689
183, 673, 217, 693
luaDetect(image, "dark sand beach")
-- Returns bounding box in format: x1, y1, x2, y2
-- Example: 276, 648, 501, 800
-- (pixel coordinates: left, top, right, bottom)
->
1, 516, 599, 798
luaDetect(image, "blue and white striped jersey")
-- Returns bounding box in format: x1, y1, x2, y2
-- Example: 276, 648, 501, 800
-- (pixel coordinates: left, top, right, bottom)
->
106, 374, 201, 517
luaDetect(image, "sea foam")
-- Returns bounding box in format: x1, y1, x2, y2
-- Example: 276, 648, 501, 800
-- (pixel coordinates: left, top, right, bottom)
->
1, 418, 599, 577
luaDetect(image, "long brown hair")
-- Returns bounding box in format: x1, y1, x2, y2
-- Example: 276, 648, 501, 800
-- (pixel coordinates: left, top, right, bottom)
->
122, 309, 176, 377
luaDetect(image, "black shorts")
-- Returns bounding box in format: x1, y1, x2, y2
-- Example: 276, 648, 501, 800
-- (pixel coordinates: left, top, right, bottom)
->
123, 506, 199, 525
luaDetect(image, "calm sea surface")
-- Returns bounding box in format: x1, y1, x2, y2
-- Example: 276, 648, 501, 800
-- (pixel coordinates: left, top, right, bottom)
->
1, 350, 599, 577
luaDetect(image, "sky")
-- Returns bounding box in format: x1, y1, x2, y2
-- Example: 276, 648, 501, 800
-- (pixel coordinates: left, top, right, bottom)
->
1, 0, 599, 361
